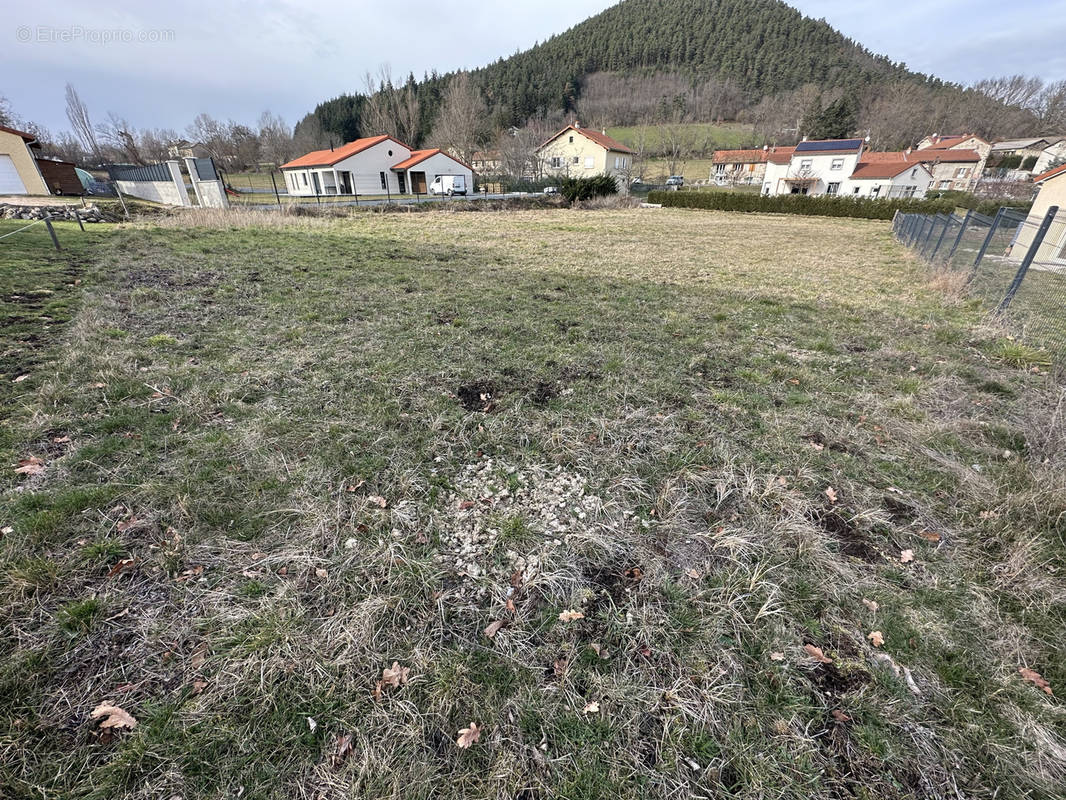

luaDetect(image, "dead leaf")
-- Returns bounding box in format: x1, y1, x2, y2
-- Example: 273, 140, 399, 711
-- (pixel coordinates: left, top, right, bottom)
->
831, 709, 852, 723
107, 558, 137, 578
52, 435, 71, 444
1, 526, 12, 536
346, 480, 366, 492
582, 701, 600, 713
900, 549, 915, 563
918, 530, 941, 542
810, 440, 825, 451
804, 644, 833, 664
368, 495, 387, 508
684, 568, 700, 580
314, 568, 328, 579
553, 657, 568, 678
1019, 667, 1053, 696
15, 457, 45, 476
769, 652, 785, 661
458, 500, 476, 510
90, 703, 138, 730
13, 374, 29, 383
190, 679, 207, 695
868, 631, 885, 648
91, 382, 107, 389
589, 643, 610, 659
116, 516, 140, 532
332, 734, 354, 766
307, 716, 318, 732
456, 722, 481, 749
505, 597, 516, 613
625, 566, 644, 582
277, 566, 288, 576
483, 619, 507, 639
862, 598, 879, 613
825, 487, 838, 504
189, 642, 208, 671
381, 661, 410, 689
558, 609, 585, 622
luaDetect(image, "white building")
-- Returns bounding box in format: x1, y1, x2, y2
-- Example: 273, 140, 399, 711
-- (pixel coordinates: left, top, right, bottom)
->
762, 139, 932, 198
281, 135, 473, 197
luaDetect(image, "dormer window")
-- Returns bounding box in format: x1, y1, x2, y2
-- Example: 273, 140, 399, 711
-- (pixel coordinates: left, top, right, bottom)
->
831, 158, 844, 170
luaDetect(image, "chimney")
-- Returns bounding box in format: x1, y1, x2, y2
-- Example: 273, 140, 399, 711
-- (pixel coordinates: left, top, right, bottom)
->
574, 121, 581, 129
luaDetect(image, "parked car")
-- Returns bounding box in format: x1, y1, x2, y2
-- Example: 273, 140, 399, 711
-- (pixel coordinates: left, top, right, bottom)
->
543, 186, 559, 195
429, 175, 468, 196
666, 175, 684, 188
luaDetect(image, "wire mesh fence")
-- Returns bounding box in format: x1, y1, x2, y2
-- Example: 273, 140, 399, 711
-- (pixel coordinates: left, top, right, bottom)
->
893, 204, 1066, 356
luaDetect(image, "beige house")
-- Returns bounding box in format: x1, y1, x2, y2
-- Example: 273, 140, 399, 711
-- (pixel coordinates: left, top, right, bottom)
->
537, 123, 634, 189
1011, 163, 1066, 262
0, 125, 49, 195
917, 133, 991, 160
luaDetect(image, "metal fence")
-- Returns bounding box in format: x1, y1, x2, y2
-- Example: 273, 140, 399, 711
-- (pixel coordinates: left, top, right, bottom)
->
893, 204, 1066, 354
106, 162, 172, 182
191, 157, 217, 181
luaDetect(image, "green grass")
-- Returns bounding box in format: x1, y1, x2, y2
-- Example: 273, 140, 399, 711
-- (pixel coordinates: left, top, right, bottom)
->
1, 208, 1064, 799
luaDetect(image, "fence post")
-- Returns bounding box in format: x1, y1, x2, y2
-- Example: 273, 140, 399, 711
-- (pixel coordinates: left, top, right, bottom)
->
912, 216, 929, 248
74, 211, 85, 232
946, 209, 973, 261
997, 205, 1059, 313
43, 215, 61, 250
270, 171, 281, 208
973, 206, 1007, 268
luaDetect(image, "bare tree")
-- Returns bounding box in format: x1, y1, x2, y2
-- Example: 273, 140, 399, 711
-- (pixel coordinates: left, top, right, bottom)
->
363, 65, 421, 145
65, 84, 101, 163
429, 72, 486, 164
258, 111, 294, 167
0, 95, 18, 128
98, 112, 147, 164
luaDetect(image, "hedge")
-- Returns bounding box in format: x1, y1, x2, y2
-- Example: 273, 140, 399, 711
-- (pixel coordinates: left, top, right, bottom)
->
647, 190, 1027, 220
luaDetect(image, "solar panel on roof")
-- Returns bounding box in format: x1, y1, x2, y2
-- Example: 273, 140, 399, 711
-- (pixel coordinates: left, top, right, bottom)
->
794, 139, 863, 152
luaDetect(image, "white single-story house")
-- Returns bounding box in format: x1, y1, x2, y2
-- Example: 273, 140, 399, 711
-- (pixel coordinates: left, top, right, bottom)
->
848, 160, 934, 198
280, 136, 474, 197
390, 148, 475, 195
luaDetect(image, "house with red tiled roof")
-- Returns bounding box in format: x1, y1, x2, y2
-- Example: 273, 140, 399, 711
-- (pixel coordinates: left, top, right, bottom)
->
280, 135, 473, 197
536, 123, 634, 190
761, 139, 933, 199
710, 146, 794, 186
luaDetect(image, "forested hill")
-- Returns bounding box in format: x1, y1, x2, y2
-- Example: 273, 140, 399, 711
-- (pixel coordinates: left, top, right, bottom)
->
475, 0, 925, 122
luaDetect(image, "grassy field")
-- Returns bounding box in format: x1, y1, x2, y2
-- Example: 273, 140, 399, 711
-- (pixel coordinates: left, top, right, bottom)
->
2, 208, 1065, 800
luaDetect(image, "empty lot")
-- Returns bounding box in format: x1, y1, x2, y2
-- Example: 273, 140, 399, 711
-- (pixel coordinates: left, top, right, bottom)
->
1, 208, 1064, 799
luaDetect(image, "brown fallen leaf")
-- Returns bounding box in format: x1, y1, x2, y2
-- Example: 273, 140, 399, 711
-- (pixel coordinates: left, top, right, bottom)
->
684, 568, 700, 580
116, 516, 140, 532
589, 643, 610, 659
456, 722, 481, 749
862, 598, 880, 613
107, 558, 137, 578
558, 609, 585, 622
900, 549, 915, 564
346, 480, 366, 492
332, 733, 354, 767
15, 457, 45, 476
831, 709, 852, 723
582, 701, 600, 713
553, 657, 568, 678
769, 651, 785, 661
52, 435, 71, 444
918, 530, 941, 542
810, 440, 825, 451
368, 495, 387, 508
458, 500, 476, 510
1019, 667, 1053, 696
483, 619, 507, 639
804, 644, 833, 664
90, 703, 138, 729
381, 661, 410, 689
868, 631, 885, 648
314, 568, 328, 579
825, 486, 838, 504
190, 679, 208, 695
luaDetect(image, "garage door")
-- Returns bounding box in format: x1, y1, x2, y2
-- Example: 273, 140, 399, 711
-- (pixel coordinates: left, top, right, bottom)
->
0, 155, 28, 194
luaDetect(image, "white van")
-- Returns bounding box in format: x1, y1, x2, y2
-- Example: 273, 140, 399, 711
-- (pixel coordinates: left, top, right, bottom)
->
429, 175, 467, 196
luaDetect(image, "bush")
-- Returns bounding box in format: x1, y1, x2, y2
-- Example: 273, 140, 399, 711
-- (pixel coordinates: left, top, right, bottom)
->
558, 174, 618, 203
1021, 155, 1038, 171
647, 190, 1029, 220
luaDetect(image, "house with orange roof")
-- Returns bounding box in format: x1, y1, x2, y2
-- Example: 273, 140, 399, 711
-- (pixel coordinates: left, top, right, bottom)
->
711, 146, 794, 186
536, 123, 634, 191
280, 135, 473, 197
761, 139, 933, 199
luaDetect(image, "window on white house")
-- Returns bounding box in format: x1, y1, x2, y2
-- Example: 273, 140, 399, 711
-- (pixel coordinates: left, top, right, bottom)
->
910, 168, 918, 178
550, 157, 562, 168
902, 186, 916, 197
301, 173, 307, 186
831, 158, 844, 170
568, 136, 574, 143
852, 186, 861, 194
715, 164, 725, 174
939, 180, 952, 189
800, 158, 813, 170
826, 182, 841, 195
572, 156, 580, 165
585, 156, 595, 169
871, 186, 881, 198
380, 171, 387, 190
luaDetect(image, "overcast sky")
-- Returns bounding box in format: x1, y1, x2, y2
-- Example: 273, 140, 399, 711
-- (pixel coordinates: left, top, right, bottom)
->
4, 0, 1064, 135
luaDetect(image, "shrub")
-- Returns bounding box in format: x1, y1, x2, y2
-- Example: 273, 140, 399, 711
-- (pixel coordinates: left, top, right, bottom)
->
647, 191, 1029, 220
558, 174, 618, 204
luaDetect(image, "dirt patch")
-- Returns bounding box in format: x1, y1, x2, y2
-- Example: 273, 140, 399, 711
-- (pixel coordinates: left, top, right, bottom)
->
808, 509, 877, 562
530, 380, 558, 405
456, 379, 496, 412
